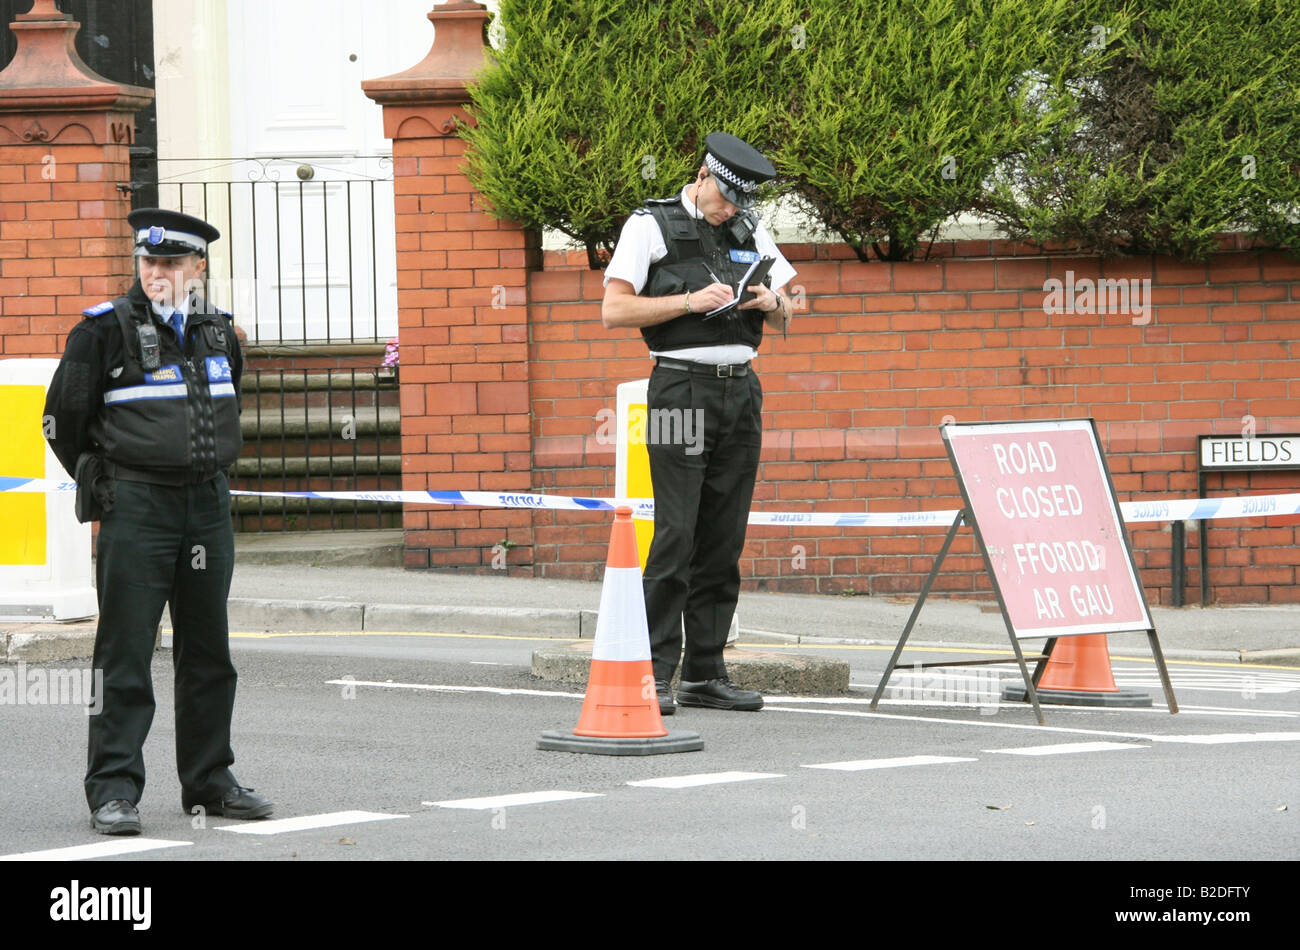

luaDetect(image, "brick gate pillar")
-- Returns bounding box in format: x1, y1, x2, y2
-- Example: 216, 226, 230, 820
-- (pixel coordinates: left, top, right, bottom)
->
0, 0, 152, 359
363, 1, 539, 571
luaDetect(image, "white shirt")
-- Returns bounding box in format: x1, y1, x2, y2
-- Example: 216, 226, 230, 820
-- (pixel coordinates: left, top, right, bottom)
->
151, 297, 192, 341
604, 186, 797, 365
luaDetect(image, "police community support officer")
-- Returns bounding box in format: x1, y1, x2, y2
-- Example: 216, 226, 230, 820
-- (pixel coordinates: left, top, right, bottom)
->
44, 208, 274, 835
601, 133, 797, 715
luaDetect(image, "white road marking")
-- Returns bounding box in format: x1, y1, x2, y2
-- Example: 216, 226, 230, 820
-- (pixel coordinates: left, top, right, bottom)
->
779, 692, 1299, 719
1149, 732, 1300, 745
1145, 706, 1298, 718
332, 679, 1297, 742
425, 790, 603, 810
1116, 681, 1296, 694
1113, 667, 1300, 694
627, 771, 784, 789
803, 755, 976, 771
0, 838, 192, 861
985, 742, 1146, 756
767, 704, 1300, 746
325, 679, 585, 699
214, 811, 406, 835
861, 662, 1300, 701
851, 696, 1297, 718
331, 677, 1299, 719
764, 703, 1163, 740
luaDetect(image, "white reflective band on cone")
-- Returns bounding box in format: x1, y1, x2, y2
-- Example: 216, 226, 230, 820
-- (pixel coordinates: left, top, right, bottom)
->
591, 566, 651, 662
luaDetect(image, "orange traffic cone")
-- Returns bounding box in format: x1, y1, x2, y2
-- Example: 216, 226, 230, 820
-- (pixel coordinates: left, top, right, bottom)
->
538, 507, 703, 755
1004, 634, 1152, 707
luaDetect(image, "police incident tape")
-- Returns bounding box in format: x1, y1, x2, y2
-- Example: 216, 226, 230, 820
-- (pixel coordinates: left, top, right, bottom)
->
1, 477, 1297, 527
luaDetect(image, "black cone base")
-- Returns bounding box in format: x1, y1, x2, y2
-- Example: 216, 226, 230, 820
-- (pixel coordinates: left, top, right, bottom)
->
1002, 684, 1153, 707
537, 729, 703, 756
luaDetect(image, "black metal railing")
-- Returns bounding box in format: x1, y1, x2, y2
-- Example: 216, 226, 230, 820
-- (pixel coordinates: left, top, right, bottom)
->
231, 368, 402, 532
155, 156, 396, 346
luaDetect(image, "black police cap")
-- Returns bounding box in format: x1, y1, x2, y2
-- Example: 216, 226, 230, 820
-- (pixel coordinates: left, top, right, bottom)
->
703, 132, 776, 209
127, 208, 220, 258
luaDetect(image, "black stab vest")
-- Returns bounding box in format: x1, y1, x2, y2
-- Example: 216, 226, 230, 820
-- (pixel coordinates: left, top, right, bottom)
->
638, 197, 768, 353
88, 286, 243, 477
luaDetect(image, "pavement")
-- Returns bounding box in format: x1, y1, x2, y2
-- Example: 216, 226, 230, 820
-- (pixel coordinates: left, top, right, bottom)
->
4, 529, 1299, 666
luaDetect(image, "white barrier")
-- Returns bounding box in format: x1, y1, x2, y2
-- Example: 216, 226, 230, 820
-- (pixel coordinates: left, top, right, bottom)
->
0, 360, 97, 622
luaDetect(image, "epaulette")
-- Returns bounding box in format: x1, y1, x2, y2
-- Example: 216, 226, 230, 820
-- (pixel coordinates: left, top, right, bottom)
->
82, 301, 114, 318
644, 195, 680, 206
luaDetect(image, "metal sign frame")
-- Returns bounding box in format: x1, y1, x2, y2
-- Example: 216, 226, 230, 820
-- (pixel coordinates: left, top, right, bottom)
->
870, 419, 1178, 724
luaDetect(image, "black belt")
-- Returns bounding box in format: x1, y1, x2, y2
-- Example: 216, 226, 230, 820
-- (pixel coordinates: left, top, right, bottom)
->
103, 460, 219, 486
655, 356, 750, 378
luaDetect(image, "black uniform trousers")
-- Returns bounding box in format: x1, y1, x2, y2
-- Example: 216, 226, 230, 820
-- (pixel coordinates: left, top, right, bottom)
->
644, 363, 763, 683
86, 473, 238, 811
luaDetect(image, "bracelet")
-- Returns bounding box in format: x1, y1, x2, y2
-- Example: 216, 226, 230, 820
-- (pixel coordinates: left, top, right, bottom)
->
684, 291, 692, 314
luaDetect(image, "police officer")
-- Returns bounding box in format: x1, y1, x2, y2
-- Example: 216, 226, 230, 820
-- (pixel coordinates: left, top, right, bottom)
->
44, 208, 274, 835
602, 133, 797, 714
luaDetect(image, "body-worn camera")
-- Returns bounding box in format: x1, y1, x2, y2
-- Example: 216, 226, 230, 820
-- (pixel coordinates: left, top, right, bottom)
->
137, 321, 161, 371
727, 210, 757, 246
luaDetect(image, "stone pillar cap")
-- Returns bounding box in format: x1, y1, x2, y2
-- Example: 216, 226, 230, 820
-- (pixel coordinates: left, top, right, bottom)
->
362, 1, 491, 105
0, 0, 153, 113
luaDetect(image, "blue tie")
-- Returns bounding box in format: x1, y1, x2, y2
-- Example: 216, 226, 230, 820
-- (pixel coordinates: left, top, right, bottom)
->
168, 311, 185, 345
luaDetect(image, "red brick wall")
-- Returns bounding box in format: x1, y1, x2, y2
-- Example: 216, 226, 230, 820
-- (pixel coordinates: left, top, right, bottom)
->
523, 240, 1300, 605
386, 124, 542, 569
0, 139, 134, 359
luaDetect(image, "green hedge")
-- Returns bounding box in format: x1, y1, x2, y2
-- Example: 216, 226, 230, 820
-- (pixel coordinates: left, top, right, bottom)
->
980, 0, 1300, 259
462, 0, 795, 267
463, 0, 1299, 265
774, 0, 1095, 261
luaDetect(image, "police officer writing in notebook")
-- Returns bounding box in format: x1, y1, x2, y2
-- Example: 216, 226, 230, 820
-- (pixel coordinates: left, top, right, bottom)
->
44, 208, 273, 835
602, 133, 797, 714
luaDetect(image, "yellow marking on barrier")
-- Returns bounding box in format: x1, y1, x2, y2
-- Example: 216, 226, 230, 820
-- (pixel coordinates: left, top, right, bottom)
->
0, 385, 48, 565
627, 401, 654, 569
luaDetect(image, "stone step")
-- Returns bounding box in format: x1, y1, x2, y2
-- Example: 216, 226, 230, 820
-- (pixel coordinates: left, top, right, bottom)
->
240, 370, 400, 412
234, 454, 402, 477
231, 494, 401, 513
242, 370, 397, 393
239, 406, 401, 439
232, 509, 402, 532
232, 528, 403, 566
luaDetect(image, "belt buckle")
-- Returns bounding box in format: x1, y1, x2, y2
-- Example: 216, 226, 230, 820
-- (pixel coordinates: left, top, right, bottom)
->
715, 363, 733, 378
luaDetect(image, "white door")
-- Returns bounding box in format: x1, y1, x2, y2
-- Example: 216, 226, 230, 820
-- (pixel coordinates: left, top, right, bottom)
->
216, 0, 434, 344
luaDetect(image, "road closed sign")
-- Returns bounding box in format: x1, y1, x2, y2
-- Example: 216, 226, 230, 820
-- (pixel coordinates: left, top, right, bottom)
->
942, 419, 1152, 638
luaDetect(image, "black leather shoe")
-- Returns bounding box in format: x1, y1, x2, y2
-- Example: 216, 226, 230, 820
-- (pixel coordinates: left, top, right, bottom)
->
676, 677, 763, 711
655, 679, 675, 716
188, 785, 275, 820
90, 800, 141, 836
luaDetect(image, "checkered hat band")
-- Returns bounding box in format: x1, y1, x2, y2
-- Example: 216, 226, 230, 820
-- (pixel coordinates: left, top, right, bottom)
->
136, 228, 206, 252
705, 153, 756, 194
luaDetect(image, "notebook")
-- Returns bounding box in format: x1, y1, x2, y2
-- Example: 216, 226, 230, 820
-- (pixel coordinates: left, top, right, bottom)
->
704, 256, 776, 318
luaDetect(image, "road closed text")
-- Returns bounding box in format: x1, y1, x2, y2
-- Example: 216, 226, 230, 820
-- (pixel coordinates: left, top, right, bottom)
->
991, 439, 1118, 621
